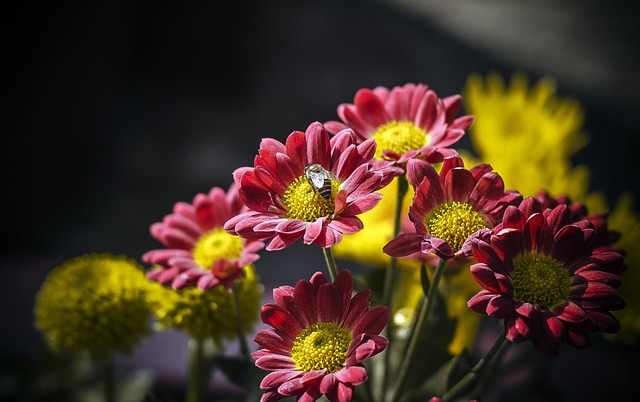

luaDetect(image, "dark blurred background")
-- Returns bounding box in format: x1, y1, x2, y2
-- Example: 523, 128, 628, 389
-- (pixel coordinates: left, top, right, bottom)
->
3, 0, 639, 401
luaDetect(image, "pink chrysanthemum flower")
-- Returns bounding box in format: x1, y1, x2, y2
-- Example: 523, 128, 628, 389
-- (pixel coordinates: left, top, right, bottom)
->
324, 83, 473, 168
143, 184, 264, 290
383, 157, 522, 260
468, 197, 626, 356
252, 269, 388, 402
224, 121, 396, 251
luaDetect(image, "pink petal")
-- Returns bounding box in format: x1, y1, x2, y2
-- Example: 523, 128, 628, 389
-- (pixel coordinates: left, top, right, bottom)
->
328, 217, 363, 235
335, 365, 367, 385
324, 120, 349, 135
255, 353, 297, 371
254, 329, 294, 354
261, 370, 302, 389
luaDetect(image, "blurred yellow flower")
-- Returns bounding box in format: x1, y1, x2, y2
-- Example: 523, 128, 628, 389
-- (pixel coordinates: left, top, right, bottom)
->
146, 265, 263, 343
463, 71, 595, 202
34, 253, 151, 357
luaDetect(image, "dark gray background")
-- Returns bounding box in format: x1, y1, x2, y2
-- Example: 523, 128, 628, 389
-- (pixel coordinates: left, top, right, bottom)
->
3, 0, 639, 401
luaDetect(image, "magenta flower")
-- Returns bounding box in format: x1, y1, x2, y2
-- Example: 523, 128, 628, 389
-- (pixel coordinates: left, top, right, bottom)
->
224, 121, 396, 251
253, 269, 389, 402
143, 184, 264, 290
468, 197, 626, 356
324, 83, 473, 168
383, 157, 522, 260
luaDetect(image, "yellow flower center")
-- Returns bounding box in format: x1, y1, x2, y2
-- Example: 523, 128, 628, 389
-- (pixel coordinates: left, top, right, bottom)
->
424, 201, 487, 253
290, 322, 352, 373
283, 175, 340, 222
192, 228, 243, 270
511, 252, 570, 310
370, 121, 429, 160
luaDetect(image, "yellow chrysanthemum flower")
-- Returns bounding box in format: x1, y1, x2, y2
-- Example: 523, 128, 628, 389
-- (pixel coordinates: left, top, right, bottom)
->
34, 253, 151, 357
146, 265, 263, 343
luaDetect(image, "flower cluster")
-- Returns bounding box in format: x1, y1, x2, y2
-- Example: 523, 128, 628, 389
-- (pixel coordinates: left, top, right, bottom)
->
34, 253, 151, 357
33, 76, 635, 402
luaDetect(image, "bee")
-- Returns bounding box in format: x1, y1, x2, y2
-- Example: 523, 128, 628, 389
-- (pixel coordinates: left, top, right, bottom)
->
304, 163, 334, 199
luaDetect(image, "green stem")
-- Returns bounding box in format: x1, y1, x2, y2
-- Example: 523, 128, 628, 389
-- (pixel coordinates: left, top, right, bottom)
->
187, 337, 205, 402
390, 258, 447, 402
232, 281, 251, 360
440, 327, 509, 401
377, 173, 408, 401
102, 354, 115, 402
322, 246, 339, 282
381, 173, 408, 308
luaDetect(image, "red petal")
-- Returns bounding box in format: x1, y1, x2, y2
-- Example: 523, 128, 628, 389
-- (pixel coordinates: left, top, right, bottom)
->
551, 301, 588, 323
354, 88, 389, 128
443, 168, 474, 202
306, 122, 331, 168
383, 233, 424, 257
254, 329, 293, 353
317, 283, 343, 323
261, 304, 303, 336
351, 305, 388, 336
285, 130, 308, 168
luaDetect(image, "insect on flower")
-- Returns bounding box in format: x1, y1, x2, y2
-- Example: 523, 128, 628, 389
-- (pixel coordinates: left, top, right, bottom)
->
304, 163, 335, 199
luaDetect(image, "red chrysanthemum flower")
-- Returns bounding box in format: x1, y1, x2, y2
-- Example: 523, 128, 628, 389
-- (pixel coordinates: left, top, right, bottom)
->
224, 121, 396, 251
143, 184, 264, 290
324, 83, 473, 168
383, 157, 522, 260
534, 190, 621, 252
252, 269, 388, 402
468, 197, 626, 356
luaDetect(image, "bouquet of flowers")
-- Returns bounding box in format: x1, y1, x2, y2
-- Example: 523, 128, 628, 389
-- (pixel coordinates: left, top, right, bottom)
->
34, 73, 637, 402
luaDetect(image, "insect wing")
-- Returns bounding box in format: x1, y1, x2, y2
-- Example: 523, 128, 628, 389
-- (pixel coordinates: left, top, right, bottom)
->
307, 170, 328, 189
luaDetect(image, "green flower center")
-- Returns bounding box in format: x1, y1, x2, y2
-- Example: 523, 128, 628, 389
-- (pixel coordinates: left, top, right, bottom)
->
511, 252, 570, 310
290, 322, 352, 373
192, 228, 243, 270
424, 201, 487, 252
370, 121, 429, 160
283, 175, 340, 222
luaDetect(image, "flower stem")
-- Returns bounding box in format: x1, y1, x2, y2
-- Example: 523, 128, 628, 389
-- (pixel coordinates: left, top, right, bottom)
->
232, 281, 251, 360
440, 327, 509, 401
187, 337, 206, 402
102, 354, 115, 402
390, 258, 447, 402
322, 246, 339, 282
377, 174, 408, 401
382, 173, 408, 308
